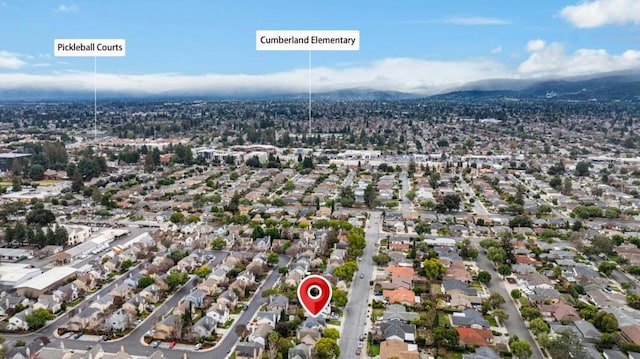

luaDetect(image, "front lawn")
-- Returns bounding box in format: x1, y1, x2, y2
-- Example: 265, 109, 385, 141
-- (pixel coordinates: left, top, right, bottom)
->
220, 319, 234, 329
367, 342, 380, 356
484, 315, 498, 327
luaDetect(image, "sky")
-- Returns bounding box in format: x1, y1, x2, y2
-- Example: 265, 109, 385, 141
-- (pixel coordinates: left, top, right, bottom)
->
0, 0, 639, 95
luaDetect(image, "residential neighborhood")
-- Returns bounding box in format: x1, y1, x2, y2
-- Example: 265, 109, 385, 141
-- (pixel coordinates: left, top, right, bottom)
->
0, 93, 639, 359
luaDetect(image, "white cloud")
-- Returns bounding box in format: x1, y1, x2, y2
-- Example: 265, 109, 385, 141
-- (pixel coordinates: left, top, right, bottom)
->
1, 40, 639, 95
443, 16, 510, 25
526, 39, 546, 52
0, 51, 26, 69
32, 63, 51, 68
55, 4, 78, 13
560, 0, 640, 28
404, 16, 510, 26
0, 58, 510, 95
491, 46, 503, 54
518, 40, 640, 76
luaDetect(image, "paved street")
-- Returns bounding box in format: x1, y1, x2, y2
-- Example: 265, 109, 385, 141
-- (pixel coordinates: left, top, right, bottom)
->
400, 172, 412, 213
339, 211, 380, 359
473, 241, 544, 359
458, 179, 490, 216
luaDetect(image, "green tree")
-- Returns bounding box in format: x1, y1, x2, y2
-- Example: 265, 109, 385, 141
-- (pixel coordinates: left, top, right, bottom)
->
169, 212, 185, 224
433, 327, 459, 349
574, 161, 591, 176
166, 270, 189, 291
323, 328, 340, 340
477, 270, 491, 284
252, 225, 266, 239
267, 253, 279, 266
186, 215, 200, 224
414, 222, 431, 235
529, 317, 549, 336
276, 337, 293, 358
442, 194, 461, 211
120, 259, 134, 272
25, 308, 54, 329
346, 228, 366, 257
144, 154, 155, 173
520, 305, 542, 321
26, 208, 56, 226
11, 175, 22, 192
511, 340, 532, 359
544, 331, 585, 359
315, 337, 340, 359
592, 311, 619, 333
364, 184, 377, 207
29, 164, 45, 181
373, 253, 391, 266
194, 265, 212, 278
423, 258, 446, 280
332, 288, 348, 307
590, 236, 614, 255
598, 261, 617, 276
333, 261, 358, 281
137, 276, 155, 288
488, 291, 505, 309
487, 246, 506, 263
498, 264, 513, 277
509, 215, 533, 228
211, 237, 226, 250
492, 309, 509, 324
511, 288, 521, 299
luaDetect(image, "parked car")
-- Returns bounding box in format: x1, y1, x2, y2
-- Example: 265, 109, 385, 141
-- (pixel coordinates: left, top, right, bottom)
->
356, 348, 362, 356
74, 332, 84, 339
152, 341, 160, 348
169, 341, 177, 349
195, 343, 202, 350
360, 273, 364, 279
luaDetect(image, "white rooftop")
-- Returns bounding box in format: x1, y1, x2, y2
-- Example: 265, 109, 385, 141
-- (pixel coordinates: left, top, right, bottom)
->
16, 266, 77, 291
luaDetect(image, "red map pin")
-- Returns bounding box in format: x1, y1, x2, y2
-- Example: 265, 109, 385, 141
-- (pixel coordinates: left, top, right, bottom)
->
297, 275, 332, 318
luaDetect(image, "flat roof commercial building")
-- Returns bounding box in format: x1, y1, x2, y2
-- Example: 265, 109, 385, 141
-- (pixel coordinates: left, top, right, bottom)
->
15, 266, 77, 298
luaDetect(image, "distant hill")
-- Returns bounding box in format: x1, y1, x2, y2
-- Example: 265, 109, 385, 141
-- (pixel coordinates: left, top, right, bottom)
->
432, 72, 640, 101
0, 71, 639, 101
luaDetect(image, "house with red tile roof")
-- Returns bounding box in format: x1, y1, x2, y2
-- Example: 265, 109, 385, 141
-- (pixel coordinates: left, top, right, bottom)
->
383, 288, 416, 305
386, 266, 415, 278
621, 325, 640, 346
455, 327, 493, 347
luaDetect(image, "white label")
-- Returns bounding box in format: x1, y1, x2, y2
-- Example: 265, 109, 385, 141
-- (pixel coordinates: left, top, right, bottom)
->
256, 30, 359, 51
54, 39, 126, 57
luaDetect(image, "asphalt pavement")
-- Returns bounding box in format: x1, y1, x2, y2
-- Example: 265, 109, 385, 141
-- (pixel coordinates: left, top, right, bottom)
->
400, 172, 412, 213
473, 242, 544, 359
338, 211, 380, 359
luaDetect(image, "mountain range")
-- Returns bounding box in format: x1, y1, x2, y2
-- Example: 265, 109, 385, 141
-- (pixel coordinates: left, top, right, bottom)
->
0, 71, 639, 102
